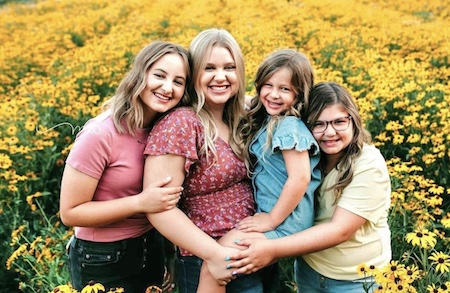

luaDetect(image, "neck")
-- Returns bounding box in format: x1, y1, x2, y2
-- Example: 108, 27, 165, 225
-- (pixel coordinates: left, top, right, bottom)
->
143, 110, 158, 128
324, 153, 341, 174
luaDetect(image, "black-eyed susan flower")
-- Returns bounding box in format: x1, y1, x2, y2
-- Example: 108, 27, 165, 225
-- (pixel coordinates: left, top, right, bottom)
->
384, 260, 406, 279
81, 281, 105, 293
404, 265, 421, 283
357, 263, 368, 276
405, 228, 437, 249
429, 251, 450, 274
427, 283, 440, 293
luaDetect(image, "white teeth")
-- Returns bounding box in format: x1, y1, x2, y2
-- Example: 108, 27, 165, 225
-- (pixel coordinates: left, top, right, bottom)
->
268, 101, 280, 106
155, 93, 169, 100
211, 86, 227, 90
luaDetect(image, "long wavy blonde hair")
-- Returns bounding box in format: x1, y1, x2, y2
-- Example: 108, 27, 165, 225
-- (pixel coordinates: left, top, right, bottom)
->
102, 41, 190, 135
188, 28, 247, 165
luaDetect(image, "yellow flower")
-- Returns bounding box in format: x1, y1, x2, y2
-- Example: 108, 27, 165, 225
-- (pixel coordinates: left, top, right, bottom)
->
0, 153, 13, 169
52, 284, 77, 293
7, 125, 17, 135
81, 281, 105, 293
429, 251, 450, 274
405, 228, 437, 249
429, 185, 445, 195
356, 263, 368, 276
404, 265, 421, 283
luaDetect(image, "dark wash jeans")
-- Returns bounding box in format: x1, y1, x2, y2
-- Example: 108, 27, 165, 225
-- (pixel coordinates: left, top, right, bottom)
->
175, 254, 279, 293
67, 229, 164, 292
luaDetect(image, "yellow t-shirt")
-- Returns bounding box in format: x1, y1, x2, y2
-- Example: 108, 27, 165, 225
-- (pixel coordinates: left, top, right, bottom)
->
302, 144, 391, 280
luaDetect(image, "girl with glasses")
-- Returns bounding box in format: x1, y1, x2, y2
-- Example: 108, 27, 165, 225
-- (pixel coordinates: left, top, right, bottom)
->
227, 81, 392, 293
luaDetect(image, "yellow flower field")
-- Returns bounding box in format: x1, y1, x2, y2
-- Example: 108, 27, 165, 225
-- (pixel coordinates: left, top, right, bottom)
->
1, 0, 449, 291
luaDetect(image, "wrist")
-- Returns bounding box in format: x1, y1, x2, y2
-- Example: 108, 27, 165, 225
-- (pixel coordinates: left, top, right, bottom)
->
268, 213, 281, 229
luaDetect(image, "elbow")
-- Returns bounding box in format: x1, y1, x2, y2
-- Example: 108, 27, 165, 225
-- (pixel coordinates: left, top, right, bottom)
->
59, 209, 75, 227
335, 227, 356, 244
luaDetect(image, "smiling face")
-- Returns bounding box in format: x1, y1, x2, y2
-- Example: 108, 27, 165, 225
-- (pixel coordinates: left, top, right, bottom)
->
313, 104, 354, 160
140, 53, 187, 119
259, 67, 295, 115
199, 45, 238, 110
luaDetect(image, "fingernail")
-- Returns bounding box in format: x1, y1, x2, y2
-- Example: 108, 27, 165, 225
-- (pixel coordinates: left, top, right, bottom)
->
226, 264, 232, 269
225, 256, 230, 261
234, 239, 241, 244
166, 176, 171, 180
232, 271, 237, 276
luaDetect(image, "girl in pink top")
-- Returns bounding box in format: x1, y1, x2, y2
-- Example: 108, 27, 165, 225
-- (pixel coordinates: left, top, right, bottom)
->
59, 41, 188, 292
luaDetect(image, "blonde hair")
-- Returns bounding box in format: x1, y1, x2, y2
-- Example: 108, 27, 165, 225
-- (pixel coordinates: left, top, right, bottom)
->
188, 28, 247, 164
103, 41, 190, 135
306, 82, 372, 202
242, 49, 314, 172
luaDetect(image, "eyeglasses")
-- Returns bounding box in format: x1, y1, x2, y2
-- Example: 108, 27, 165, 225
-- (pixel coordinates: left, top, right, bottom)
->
311, 116, 352, 133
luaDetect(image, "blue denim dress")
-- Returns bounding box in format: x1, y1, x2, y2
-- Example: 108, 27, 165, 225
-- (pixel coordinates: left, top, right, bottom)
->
250, 116, 321, 239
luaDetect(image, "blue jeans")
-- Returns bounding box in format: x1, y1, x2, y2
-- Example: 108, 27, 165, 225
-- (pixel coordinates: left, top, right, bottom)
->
67, 229, 164, 292
294, 257, 376, 293
176, 255, 279, 293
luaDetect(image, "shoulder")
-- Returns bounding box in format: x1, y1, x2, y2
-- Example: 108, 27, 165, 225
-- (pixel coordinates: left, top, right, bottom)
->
356, 144, 387, 167
272, 116, 318, 153
151, 106, 202, 137
353, 144, 390, 180
77, 111, 117, 140
277, 116, 309, 133
158, 107, 198, 125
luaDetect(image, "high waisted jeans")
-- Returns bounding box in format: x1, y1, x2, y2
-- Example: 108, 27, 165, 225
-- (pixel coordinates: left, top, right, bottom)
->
294, 257, 376, 293
67, 229, 164, 292
175, 254, 279, 293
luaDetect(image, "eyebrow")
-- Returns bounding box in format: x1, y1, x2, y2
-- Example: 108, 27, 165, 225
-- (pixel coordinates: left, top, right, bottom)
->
154, 68, 186, 81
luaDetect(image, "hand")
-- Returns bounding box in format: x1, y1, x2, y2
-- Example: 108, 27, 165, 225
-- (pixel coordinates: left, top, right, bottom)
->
138, 176, 183, 213
204, 246, 241, 283
235, 213, 275, 233
225, 238, 276, 275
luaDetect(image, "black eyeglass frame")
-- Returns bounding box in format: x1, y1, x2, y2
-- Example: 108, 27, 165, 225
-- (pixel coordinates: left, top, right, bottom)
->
310, 115, 353, 133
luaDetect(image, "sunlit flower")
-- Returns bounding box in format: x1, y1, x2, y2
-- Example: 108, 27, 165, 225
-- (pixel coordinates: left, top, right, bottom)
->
427, 283, 440, 293
0, 153, 13, 169
52, 284, 76, 293
357, 263, 368, 276
429, 251, 450, 274
81, 281, 105, 293
404, 265, 420, 283
7, 125, 17, 135
405, 228, 437, 249
429, 185, 445, 195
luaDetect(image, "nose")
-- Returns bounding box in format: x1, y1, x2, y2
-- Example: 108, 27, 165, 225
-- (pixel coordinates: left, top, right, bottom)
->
323, 122, 336, 135
161, 80, 173, 93
214, 69, 226, 82
270, 89, 280, 99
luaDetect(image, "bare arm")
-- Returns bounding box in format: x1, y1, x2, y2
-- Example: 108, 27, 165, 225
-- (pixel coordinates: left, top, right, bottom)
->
237, 149, 310, 232
144, 154, 238, 280
59, 164, 182, 227
228, 206, 366, 274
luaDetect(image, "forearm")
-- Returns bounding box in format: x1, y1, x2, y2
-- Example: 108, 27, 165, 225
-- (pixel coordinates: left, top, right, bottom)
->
147, 208, 221, 261
62, 195, 140, 227
269, 177, 308, 226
